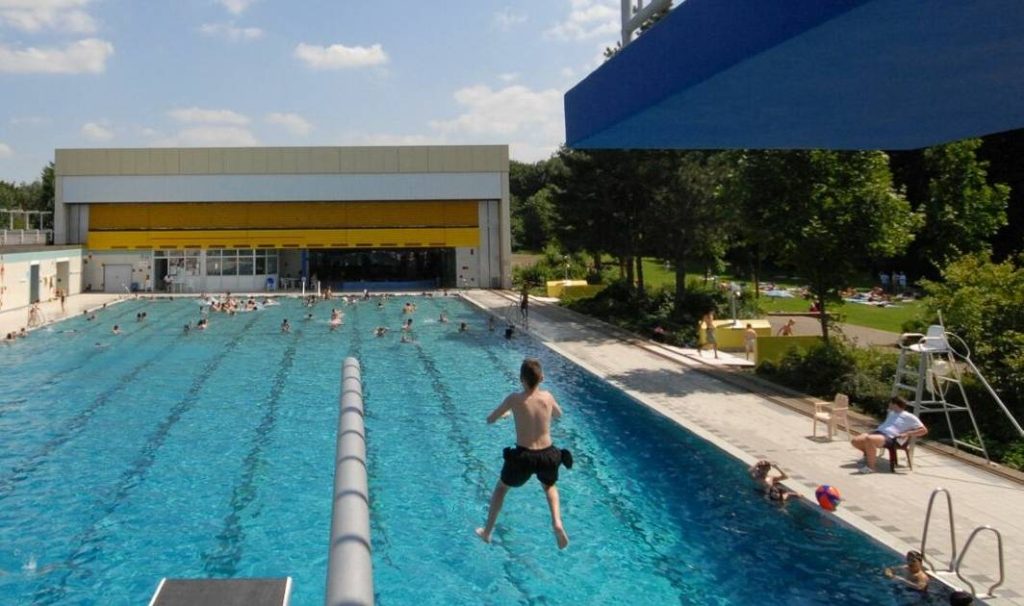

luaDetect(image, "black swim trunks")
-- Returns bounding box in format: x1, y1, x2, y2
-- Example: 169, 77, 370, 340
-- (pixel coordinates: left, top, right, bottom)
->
500, 445, 573, 487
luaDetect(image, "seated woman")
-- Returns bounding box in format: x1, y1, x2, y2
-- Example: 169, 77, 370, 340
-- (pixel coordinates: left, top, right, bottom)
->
748, 460, 799, 502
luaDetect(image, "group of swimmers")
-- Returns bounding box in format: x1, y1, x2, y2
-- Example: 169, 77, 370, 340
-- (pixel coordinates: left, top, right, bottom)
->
204, 294, 277, 314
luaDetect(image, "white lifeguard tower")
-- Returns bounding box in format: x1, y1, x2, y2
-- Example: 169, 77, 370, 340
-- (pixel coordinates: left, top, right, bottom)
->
892, 320, 1024, 461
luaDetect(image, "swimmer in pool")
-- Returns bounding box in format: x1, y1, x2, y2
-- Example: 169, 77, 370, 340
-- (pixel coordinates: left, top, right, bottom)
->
281, 319, 291, 334
477, 358, 572, 549
884, 550, 929, 592
748, 460, 800, 503
112, 325, 121, 335
458, 322, 469, 333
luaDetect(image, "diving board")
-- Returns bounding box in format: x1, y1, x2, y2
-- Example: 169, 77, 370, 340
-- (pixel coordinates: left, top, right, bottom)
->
565, 0, 1024, 150
148, 577, 292, 606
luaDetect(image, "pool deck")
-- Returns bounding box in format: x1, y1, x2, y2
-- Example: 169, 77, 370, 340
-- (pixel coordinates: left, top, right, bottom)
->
464, 290, 1024, 605
0, 293, 126, 338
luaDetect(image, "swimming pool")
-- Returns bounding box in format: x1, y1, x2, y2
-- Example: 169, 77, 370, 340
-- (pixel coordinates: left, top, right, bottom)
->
0, 296, 945, 605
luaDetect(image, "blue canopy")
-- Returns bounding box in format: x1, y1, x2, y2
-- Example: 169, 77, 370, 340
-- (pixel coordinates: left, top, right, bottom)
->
564, 0, 1024, 150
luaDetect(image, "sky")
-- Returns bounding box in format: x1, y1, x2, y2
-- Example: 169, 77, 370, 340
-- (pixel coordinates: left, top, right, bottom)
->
0, 0, 624, 183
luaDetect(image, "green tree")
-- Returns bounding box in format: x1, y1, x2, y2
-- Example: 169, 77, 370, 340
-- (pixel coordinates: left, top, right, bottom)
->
517, 186, 558, 251
920, 254, 1024, 445
917, 139, 1009, 267
553, 148, 657, 295
646, 151, 735, 316
738, 150, 920, 340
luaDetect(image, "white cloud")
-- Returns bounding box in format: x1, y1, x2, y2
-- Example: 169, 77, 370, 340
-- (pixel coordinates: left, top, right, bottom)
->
293, 42, 388, 70
0, 142, 12, 158
498, 72, 519, 83
493, 7, 527, 30
428, 84, 563, 162
0, 38, 113, 74
0, 0, 97, 34
547, 0, 619, 41
265, 112, 312, 136
154, 126, 258, 147
168, 107, 249, 125
430, 84, 562, 138
81, 120, 113, 141
217, 0, 256, 15
199, 21, 263, 41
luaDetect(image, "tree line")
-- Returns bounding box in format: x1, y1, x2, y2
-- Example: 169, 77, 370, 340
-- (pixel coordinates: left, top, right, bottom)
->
0, 163, 55, 227
511, 135, 1017, 340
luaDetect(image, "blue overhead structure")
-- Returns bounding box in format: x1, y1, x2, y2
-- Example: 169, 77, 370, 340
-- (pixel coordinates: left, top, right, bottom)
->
564, 0, 1024, 150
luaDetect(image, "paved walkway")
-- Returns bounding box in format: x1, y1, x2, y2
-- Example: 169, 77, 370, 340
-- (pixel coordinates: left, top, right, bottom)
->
465, 290, 1023, 605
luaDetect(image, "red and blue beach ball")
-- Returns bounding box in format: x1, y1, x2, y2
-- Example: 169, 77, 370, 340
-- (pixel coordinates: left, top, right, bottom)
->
815, 485, 842, 511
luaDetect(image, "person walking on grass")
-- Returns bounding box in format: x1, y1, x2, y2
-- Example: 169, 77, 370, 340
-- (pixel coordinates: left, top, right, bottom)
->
477, 358, 573, 549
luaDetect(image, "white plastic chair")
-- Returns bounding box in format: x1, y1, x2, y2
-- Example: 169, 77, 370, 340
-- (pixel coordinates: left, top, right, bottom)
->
812, 393, 850, 440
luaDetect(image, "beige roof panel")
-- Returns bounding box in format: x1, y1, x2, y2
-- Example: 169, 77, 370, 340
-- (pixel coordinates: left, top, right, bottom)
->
55, 145, 508, 176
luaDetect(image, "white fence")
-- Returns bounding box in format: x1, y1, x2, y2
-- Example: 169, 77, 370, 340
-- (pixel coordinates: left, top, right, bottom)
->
0, 229, 52, 246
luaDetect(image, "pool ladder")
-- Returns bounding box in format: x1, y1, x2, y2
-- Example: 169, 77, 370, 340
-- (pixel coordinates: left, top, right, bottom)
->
919, 488, 1005, 598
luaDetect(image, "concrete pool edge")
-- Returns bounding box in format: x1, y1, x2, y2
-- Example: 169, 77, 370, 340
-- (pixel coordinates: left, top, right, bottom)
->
460, 291, 994, 603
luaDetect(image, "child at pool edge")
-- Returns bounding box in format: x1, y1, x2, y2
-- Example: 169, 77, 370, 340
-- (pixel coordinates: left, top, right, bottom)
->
477, 358, 573, 549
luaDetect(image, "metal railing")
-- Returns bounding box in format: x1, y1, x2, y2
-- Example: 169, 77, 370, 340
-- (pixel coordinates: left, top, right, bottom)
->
955, 526, 1005, 597
920, 488, 957, 572
0, 229, 52, 246
324, 357, 374, 606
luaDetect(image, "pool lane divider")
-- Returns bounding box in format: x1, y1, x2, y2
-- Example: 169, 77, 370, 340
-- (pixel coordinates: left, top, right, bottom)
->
30, 312, 265, 606
325, 357, 374, 606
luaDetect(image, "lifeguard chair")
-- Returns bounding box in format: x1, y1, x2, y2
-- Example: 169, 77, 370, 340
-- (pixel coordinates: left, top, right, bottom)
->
892, 320, 1024, 461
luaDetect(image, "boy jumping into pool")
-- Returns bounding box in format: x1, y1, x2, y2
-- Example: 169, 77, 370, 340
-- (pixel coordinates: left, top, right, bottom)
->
476, 358, 573, 549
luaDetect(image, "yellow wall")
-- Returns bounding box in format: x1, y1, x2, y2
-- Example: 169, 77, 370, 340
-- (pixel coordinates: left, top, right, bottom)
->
86, 201, 481, 250
89, 201, 478, 230
87, 227, 480, 250
699, 319, 772, 350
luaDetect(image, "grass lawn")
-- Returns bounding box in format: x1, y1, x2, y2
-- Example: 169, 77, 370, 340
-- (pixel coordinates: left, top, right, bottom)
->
758, 296, 924, 333
640, 258, 925, 333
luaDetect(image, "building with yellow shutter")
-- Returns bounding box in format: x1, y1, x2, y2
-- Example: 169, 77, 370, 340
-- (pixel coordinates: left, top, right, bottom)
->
53, 145, 511, 293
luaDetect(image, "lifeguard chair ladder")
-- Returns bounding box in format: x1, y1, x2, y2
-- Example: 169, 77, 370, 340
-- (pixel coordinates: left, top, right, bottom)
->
892, 318, 1024, 461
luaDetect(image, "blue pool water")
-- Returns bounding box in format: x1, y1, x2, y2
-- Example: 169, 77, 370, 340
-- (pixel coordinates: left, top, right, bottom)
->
0, 297, 945, 605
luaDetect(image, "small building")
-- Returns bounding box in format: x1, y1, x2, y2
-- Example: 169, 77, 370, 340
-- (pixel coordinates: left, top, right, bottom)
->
0, 246, 82, 312
53, 145, 511, 293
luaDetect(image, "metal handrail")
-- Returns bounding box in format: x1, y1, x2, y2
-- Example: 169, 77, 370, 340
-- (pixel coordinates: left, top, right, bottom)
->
324, 358, 374, 606
955, 526, 1005, 597
920, 488, 957, 572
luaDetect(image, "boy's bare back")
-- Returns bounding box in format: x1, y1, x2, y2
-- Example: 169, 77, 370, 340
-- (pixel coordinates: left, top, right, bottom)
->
490, 388, 563, 449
